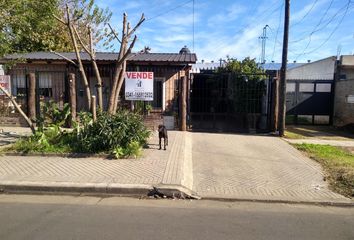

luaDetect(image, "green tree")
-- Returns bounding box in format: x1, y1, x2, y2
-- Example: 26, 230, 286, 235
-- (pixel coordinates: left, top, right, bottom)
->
0, 0, 74, 57
218, 57, 266, 114
221, 57, 264, 75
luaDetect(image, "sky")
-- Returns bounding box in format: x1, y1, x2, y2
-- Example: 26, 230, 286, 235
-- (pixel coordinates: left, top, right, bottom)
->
96, 0, 354, 63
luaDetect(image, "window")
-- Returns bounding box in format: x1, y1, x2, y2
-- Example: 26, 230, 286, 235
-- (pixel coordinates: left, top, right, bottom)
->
11, 72, 26, 96
151, 78, 164, 109
316, 83, 331, 93
286, 83, 296, 92
299, 83, 314, 92
38, 72, 53, 97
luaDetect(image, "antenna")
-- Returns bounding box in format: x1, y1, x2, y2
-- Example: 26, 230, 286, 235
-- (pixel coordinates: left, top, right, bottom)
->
336, 44, 342, 59
259, 25, 269, 64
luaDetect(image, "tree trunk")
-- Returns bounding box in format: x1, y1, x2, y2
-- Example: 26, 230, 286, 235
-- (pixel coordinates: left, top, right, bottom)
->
91, 95, 97, 122
68, 73, 77, 127
271, 75, 279, 132
27, 73, 36, 123
180, 76, 187, 131
0, 85, 35, 134
64, 4, 91, 110
108, 14, 127, 114
68, 24, 91, 110
112, 61, 126, 113
92, 60, 103, 111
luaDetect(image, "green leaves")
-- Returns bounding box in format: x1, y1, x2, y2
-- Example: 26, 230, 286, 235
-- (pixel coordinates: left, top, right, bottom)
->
77, 110, 150, 154
0, 0, 73, 56
36, 100, 71, 129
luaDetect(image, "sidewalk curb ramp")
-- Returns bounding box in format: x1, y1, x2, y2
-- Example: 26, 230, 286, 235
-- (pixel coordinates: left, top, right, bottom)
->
0, 181, 201, 200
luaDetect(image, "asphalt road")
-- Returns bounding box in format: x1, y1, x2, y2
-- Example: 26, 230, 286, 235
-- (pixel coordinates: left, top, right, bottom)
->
0, 195, 353, 240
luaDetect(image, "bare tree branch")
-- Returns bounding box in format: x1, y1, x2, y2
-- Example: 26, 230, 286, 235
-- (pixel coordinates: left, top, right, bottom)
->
107, 23, 122, 44
73, 25, 91, 56
53, 14, 66, 25
50, 50, 78, 67
127, 14, 145, 39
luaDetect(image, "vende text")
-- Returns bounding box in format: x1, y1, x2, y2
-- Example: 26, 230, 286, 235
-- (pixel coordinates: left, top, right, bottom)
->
126, 72, 153, 79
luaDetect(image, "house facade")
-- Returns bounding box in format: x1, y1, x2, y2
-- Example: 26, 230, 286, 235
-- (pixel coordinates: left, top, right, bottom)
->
333, 55, 354, 127
285, 56, 336, 125
0, 49, 197, 129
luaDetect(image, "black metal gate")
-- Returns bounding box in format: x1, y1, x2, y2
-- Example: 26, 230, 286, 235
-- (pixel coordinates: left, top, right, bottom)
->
190, 72, 273, 133
286, 80, 333, 125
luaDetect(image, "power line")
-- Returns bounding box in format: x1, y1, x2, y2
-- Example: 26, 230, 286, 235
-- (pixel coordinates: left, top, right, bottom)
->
300, 0, 351, 56
290, 0, 318, 27
271, 1, 284, 61
211, 1, 284, 54
145, 0, 193, 22
294, 0, 351, 60
290, 0, 334, 44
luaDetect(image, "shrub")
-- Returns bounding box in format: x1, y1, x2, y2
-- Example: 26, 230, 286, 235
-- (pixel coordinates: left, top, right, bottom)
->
77, 110, 150, 153
36, 101, 71, 130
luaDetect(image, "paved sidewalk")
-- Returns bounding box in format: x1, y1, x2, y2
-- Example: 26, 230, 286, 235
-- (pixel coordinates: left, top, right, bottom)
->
192, 132, 351, 203
0, 127, 31, 147
284, 138, 354, 147
0, 131, 194, 196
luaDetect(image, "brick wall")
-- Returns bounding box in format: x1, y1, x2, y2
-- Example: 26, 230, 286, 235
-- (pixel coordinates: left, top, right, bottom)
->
0, 116, 28, 127
334, 67, 354, 127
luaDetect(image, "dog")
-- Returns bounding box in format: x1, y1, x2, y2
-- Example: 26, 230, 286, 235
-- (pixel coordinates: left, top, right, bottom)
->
158, 125, 168, 150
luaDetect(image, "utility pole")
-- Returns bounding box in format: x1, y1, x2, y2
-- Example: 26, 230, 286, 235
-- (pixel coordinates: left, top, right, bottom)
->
260, 25, 269, 64
278, 0, 290, 137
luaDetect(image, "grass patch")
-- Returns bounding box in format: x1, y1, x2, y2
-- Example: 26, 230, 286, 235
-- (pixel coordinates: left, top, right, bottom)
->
284, 130, 306, 139
294, 143, 354, 198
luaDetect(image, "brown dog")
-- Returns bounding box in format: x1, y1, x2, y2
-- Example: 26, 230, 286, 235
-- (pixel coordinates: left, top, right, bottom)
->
158, 125, 168, 150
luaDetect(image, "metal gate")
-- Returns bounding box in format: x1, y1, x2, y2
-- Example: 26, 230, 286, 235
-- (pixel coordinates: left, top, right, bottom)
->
190, 72, 273, 133
286, 80, 333, 125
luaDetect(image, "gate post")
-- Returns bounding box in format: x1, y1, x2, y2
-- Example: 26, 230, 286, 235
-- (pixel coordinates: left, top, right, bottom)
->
271, 75, 279, 132
68, 73, 76, 126
180, 76, 187, 131
27, 72, 36, 123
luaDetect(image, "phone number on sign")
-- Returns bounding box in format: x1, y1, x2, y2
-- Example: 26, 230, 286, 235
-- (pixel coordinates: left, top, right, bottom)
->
125, 92, 153, 100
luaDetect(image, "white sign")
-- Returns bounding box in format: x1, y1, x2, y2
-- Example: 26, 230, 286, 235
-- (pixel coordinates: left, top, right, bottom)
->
125, 72, 154, 101
346, 95, 354, 103
0, 75, 11, 95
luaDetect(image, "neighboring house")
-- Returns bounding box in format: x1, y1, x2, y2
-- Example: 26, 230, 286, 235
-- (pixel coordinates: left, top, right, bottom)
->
261, 62, 305, 72
0, 48, 197, 128
333, 55, 354, 127
285, 56, 336, 125
190, 61, 225, 74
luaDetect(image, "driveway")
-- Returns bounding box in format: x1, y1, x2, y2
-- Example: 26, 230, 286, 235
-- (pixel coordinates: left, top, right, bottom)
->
192, 132, 348, 202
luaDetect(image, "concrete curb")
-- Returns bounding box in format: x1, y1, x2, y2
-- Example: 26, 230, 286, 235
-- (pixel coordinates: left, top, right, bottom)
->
202, 196, 354, 207
0, 181, 153, 196
0, 181, 201, 199
0, 152, 111, 159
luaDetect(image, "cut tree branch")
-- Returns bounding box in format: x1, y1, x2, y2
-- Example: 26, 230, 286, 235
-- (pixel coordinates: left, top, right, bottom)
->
127, 14, 145, 39
0, 86, 35, 134
107, 23, 122, 44
53, 14, 66, 25
50, 51, 78, 67
73, 25, 91, 56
